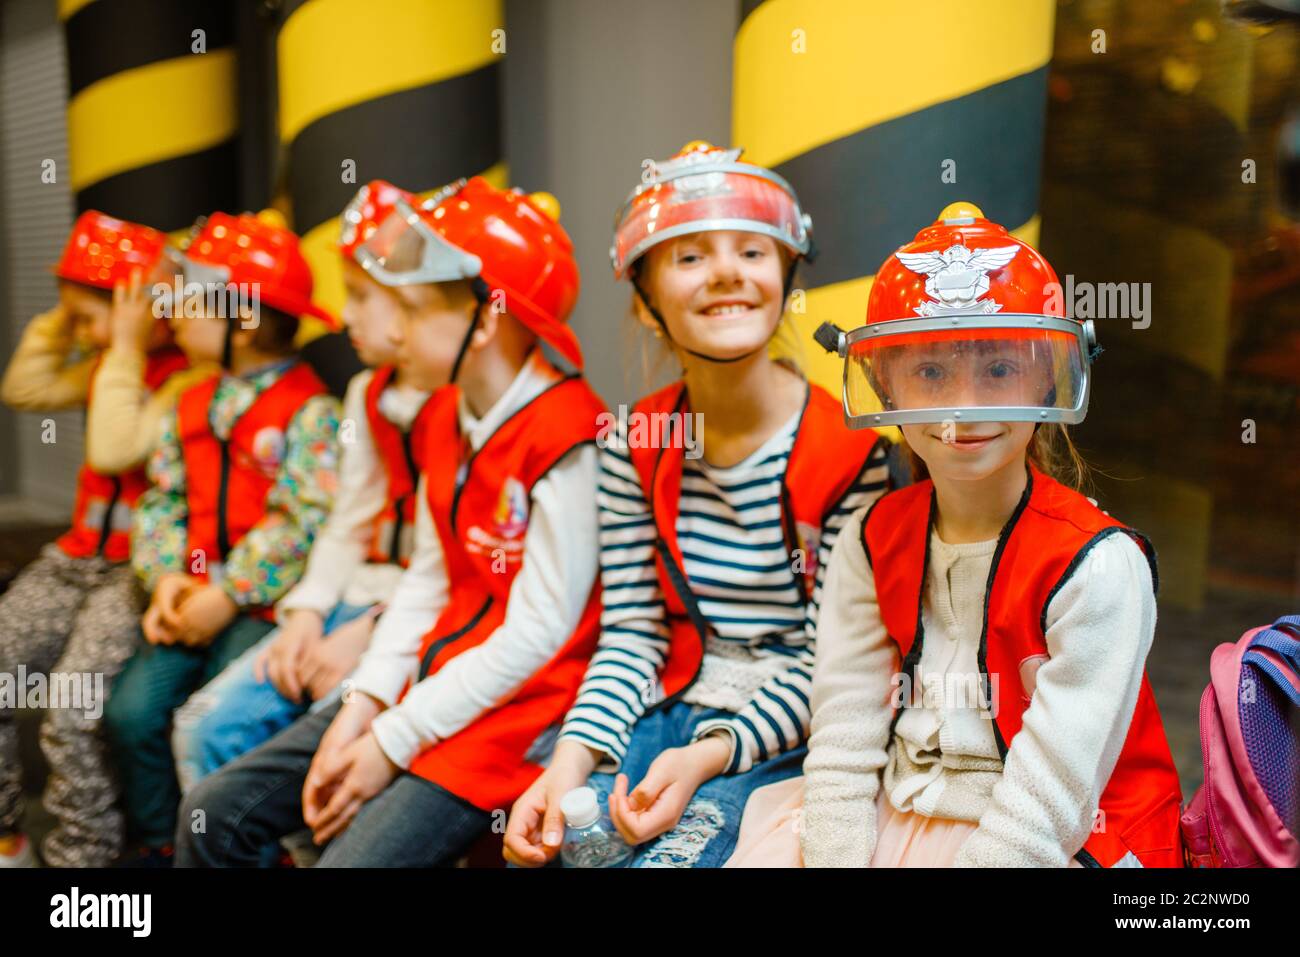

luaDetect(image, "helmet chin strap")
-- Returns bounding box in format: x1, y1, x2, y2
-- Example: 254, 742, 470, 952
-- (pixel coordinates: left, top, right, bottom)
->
449, 277, 492, 385
632, 259, 800, 366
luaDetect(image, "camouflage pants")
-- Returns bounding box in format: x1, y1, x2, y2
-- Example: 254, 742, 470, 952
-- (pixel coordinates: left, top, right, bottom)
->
0, 544, 144, 866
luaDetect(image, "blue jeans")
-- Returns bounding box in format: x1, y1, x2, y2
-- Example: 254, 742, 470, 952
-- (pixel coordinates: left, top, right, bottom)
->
171, 601, 371, 792
581, 701, 806, 868
176, 701, 491, 868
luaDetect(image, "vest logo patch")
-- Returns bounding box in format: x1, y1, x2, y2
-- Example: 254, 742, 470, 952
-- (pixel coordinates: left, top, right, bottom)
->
465, 477, 530, 563
493, 477, 530, 539
248, 426, 287, 476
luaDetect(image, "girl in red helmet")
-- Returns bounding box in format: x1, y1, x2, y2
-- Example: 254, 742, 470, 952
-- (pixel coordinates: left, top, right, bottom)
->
726, 203, 1183, 868
0, 211, 209, 868
102, 211, 343, 866
176, 177, 606, 868
504, 142, 890, 868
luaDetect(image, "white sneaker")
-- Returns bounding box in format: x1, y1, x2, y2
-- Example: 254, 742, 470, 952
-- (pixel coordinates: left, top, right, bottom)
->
0, 833, 37, 868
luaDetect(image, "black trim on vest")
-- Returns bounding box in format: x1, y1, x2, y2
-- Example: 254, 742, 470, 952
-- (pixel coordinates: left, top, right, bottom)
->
450, 374, 583, 534
647, 538, 713, 715
1075, 848, 1103, 868
387, 425, 422, 565
216, 440, 232, 560
1038, 527, 1159, 638
974, 470, 1036, 761
419, 596, 495, 679
95, 475, 122, 557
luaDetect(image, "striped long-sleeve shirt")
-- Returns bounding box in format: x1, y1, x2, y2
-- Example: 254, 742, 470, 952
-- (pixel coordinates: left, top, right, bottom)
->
558, 409, 890, 774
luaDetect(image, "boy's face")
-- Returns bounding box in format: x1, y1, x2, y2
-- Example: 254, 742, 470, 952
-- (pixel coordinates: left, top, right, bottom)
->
341, 259, 404, 368
387, 280, 479, 392
59, 281, 113, 351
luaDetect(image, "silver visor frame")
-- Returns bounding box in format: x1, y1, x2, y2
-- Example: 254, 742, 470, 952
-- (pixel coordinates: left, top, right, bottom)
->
836, 313, 1098, 429
611, 159, 813, 273
354, 196, 483, 287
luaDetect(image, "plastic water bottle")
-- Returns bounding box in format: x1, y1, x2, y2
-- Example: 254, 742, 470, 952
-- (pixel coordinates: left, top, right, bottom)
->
559, 786, 633, 868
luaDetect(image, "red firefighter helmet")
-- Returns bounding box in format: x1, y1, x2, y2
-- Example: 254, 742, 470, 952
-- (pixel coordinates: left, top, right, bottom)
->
180, 209, 338, 330
339, 180, 417, 263
55, 210, 168, 291
823, 202, 1097, 429
611, 140, 813, 278
355, 176, 583, 369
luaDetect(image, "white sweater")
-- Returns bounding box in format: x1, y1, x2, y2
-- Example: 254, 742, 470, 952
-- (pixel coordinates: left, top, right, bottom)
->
276, 368, 430, 619
348, 350, 600, 770
800, 507, 1156, 868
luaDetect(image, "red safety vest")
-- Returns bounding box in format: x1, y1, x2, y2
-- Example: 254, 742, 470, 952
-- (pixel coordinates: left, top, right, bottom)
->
862, 464, 1184, 867
176, 362, 328, 618
362, 364, 433, 568
406, 375, 607, 811
627, 380, 885, 709
58, 346, 191, 563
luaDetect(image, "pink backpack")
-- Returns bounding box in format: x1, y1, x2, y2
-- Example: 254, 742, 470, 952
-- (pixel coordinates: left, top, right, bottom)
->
1180, 615, 1300, 868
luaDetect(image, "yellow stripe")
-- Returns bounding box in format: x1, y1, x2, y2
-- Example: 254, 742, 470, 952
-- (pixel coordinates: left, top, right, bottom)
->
734, 0, 1055, 168
67, 50, 237, 192
58, 0, 97, 21
797, 215, 1040, 442
278, 0, 504, 145
296, 162, 509, 343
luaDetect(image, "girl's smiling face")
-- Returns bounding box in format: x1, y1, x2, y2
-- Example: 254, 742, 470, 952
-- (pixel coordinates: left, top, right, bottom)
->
903, 419, 1035, 484
637, 230, 787, 361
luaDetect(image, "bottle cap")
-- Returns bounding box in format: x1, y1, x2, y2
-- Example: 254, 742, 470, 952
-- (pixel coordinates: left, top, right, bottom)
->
560, 786, 600, 830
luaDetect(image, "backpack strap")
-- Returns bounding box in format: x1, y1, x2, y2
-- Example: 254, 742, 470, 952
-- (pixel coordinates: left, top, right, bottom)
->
1245, 621, 1300, 706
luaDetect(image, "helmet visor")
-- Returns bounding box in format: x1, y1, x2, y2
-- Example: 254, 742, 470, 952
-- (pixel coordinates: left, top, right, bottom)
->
842, 315, 1092, 427
355, 198, 482, 287
612, 153, 810, 276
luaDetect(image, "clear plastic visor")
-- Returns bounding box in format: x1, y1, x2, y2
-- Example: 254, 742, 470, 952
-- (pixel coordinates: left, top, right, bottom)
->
612, 162, 809, 275
843, 317, 1090, 427
354, 199, 482, 287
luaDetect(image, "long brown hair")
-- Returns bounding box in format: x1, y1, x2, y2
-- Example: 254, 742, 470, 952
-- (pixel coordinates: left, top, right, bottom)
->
904, 423, 1092, 494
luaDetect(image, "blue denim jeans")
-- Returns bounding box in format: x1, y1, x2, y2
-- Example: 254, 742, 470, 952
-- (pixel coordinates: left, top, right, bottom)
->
581, 701, 806, 868
171, 601, 372, 792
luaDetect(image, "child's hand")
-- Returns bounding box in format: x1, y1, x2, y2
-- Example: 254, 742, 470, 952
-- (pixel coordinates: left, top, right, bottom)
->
503, 740, 601, 867
302, 731, 398, 845
255, 608, 324, 702
298, 607, 378, 703
142, 572, 200, 645
172, 584, 238, 647
607, 735, 731, 846
109, 265, 166, 353
302, 694, 383, 826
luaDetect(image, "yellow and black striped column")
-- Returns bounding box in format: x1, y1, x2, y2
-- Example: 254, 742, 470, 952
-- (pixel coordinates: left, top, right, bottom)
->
61, 0, 240, 232
276, 0, 508, 333
733, 0, 1055, 402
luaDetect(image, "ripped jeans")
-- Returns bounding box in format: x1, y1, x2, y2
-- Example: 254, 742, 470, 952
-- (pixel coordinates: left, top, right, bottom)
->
583, 702, 806, 868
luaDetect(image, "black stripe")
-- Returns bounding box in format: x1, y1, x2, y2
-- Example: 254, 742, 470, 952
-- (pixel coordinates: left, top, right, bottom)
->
75, 139, 240, 233
64, 0, 236, 98
740, 0, 771, 23
773, 66, 1050, 289
288, 64, 503, 233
